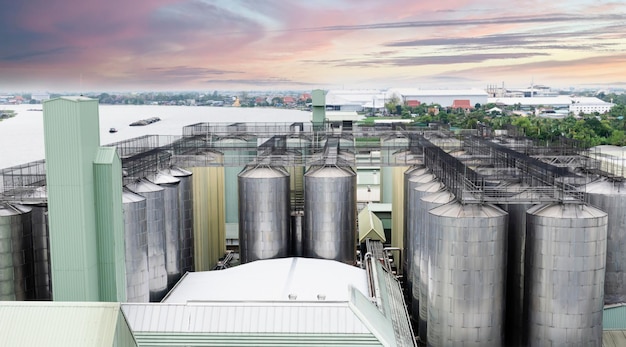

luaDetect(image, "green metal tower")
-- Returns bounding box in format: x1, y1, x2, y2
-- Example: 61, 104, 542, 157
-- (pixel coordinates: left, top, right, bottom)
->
43, 97, 126, 301
311, 89, 326, 129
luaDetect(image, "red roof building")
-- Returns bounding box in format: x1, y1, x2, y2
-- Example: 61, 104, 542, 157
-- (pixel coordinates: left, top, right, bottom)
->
451, 99, 474, 110
406, 100, 421, 107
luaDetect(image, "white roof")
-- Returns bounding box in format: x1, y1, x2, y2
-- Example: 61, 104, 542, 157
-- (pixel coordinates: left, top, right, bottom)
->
326, 90, 386, 106
570, 96, 612, 105
388, 88, 488, 97
325, 111, 364, 122
163, 257, 369, 303
0, 302, 132, 347
489, 96, 573, 106
122, 302, 373, 334
489, 96, 613, 106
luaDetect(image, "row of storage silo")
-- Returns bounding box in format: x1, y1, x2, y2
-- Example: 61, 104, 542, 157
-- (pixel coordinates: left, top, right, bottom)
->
125, 167, 194, 302
403, 166, 611, 347
1, 187, 52, 301
238, 164, 357, 265
0, 166, 195, 303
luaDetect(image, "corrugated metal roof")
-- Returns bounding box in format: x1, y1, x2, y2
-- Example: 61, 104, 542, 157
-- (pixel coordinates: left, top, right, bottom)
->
604, 304, 626, 330
162, 257, 368, 303
358, 205, 386, 243
122, 302, 373, 335
0, 301, 137, 347
132, 333, 382, 346
603, 330, 626, 347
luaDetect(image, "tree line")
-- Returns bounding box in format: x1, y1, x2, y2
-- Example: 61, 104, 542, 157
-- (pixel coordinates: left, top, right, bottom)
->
384, 93, 626, 148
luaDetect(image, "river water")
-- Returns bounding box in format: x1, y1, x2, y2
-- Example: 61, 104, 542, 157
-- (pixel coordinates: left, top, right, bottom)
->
0, 104, 311, 169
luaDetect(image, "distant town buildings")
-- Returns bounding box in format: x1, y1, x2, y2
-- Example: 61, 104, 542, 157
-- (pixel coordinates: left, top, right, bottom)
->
0, 86, 619, 118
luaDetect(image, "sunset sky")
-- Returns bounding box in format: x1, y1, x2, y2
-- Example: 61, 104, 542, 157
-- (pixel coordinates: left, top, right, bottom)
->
1, 0, 625, 92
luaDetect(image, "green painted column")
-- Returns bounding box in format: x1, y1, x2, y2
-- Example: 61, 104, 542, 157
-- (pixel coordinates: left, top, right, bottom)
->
311, 89, 326, 129
43, 97, 101, 301
93, 147, 127, 302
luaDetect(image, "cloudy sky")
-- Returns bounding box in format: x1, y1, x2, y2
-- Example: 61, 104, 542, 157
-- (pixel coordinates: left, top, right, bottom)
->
1, 0, 625, 92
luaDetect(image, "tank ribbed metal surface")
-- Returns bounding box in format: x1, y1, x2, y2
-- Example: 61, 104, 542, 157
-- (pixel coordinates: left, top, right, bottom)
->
409, 178, 442, 319
167, 167, 194, 275
417, 190, 455, 346
428, 202, 508, 347
27, 203, 51, 300
585, 179, 626, 304
525, 203, 607, 347
122, 189, 150, 302
147, 172, 182, 291
21, 187, 52, 300
238, 166, 290, 263
304, 166, 356, 264
497, 186, 539, 347
0, 203, 33, 301
126, 179, 167, 302
402, 166, 427, 303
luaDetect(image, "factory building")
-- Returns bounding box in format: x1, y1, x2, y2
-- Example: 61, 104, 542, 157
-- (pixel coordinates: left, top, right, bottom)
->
488, 96, 614, 115
2, 93, 626, 346
388, 88, 489, 108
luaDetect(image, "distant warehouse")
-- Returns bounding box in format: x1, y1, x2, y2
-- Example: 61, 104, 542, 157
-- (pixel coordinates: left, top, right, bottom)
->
388, 88, 489, 108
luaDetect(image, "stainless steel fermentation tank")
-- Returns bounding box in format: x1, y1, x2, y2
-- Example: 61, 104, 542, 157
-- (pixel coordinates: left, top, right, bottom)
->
21, 186, 52, 300
409, 179, 443, 319
304, 165, 356, 264
238, 165, 291, 263
167, 166, 194, 275
585, 179, 626, 304
525, 203, 607, 347
402, 166, 427, 306
0, 203, 34, 301
147, 172, 182, 291
417, 190, 455, 345
126, 179, 168, 302
122, 189, 150, 302
427, 202, 508, 347
497, 185, 540, 347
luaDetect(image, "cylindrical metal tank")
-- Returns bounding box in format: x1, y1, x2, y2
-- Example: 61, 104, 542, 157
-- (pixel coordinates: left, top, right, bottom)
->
304, 165, 356, 264
402, 166, 427, 298
428, 202, 508, 347
21, 186, 52, 300
122, 189, 150, 303
585, 179, 626, 304
126, 179, 167, 302
214, 138, 250, 224
147, 172, 181, 291
0, 203, 33, 301
167, 166, 194, 275
525, 203, 607, 347
497, 186, 540, 347
291, 211, 304, 257
417, 189, 455, 346
381, 137, 409, 203
238, 165, 291, 263
409, 179, 442, 318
